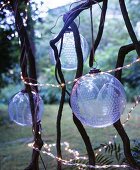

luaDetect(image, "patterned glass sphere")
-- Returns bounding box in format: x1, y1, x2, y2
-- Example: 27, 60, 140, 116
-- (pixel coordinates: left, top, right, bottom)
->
50, 31, 89, 70
70, 72, 126, 128
8, 91, 44, 126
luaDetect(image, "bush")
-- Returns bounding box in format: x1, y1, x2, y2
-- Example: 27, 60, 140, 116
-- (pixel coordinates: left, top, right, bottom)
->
0, 83, 23, 104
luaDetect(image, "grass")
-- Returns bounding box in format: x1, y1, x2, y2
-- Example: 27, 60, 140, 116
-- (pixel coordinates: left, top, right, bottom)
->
0, 103, 140, 170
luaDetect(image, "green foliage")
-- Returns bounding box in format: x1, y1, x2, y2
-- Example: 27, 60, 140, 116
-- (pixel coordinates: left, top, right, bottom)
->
100, 142, 125, 164
70, 142, 125, 170
0, 83, 23, 104
0, 29, 19, 67
72, 154, 113, 170
96, 153, 114, 166
38, 67, 75, 103
0, 0, 140, 102
131, 139, 140, 164
0, 103, 10, 126
124, 83, 140, 102
72, 141, 140, 170
40, 88, 61, 104
0, 6, 20, 88
127, 0, 140, 27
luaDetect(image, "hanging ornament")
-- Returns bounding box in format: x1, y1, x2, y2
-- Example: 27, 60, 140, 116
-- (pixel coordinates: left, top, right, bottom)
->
50, 31, 89, 70
70, 69, 126, 128
8, 90, 44, 126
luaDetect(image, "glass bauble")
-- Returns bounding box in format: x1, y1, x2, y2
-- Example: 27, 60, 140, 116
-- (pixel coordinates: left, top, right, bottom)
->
70, 72, 126, 128
8, 91, 44, 126
50, 31, 89, 70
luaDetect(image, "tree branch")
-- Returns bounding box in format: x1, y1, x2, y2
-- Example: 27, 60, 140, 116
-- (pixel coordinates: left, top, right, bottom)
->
10, 1, 43, 170
119, 0, 140, 56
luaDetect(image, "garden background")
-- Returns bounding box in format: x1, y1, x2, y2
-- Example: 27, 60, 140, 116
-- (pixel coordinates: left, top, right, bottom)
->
0, 0, 140, 169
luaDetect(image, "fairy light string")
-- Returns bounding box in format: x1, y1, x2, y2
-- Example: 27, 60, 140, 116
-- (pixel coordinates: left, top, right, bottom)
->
21, 57, 140, 88
122, 97, 140, 126
0, 1, 10, 11
23, 2, 29, 27
27, 142, 131, 169
27, 95, 140, 169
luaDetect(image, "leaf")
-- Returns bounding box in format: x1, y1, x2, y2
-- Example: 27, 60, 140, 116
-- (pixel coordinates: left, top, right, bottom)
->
102, 142, 124, 164
96, 153, 113, 165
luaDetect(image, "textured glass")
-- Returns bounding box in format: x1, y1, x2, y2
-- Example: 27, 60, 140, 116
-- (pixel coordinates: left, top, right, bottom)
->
8, 91, 44, 126
50, 32, 89, 70
70, 72, 126, 128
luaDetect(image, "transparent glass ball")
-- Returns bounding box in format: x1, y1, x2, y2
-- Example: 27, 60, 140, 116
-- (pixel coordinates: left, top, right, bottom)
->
70, 72, 126, 128
8, 91, 44, 126
50, 31, 89, 70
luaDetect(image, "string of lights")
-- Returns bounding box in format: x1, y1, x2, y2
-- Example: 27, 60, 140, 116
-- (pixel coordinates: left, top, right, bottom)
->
23, 2, 29, 26
21, 57, 140, 88
28, 142, 131, 169
106, 58, 140, 73
28, 95, 140, 169
122, 97, 139, 126
0, 1, 10, 10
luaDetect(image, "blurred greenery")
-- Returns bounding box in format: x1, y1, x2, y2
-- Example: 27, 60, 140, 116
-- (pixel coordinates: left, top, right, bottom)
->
0, 0, 140, 104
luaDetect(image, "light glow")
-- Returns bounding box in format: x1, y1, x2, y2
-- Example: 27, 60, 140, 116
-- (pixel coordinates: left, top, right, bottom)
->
45, 0, 76, 9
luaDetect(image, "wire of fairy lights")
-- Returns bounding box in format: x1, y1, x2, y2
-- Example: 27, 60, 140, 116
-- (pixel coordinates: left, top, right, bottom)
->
0, 1, 10, 10
23, 2, 29, 27
28, 95, 140, 169
28, 142, 130, 169
21, 57, 140, 88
